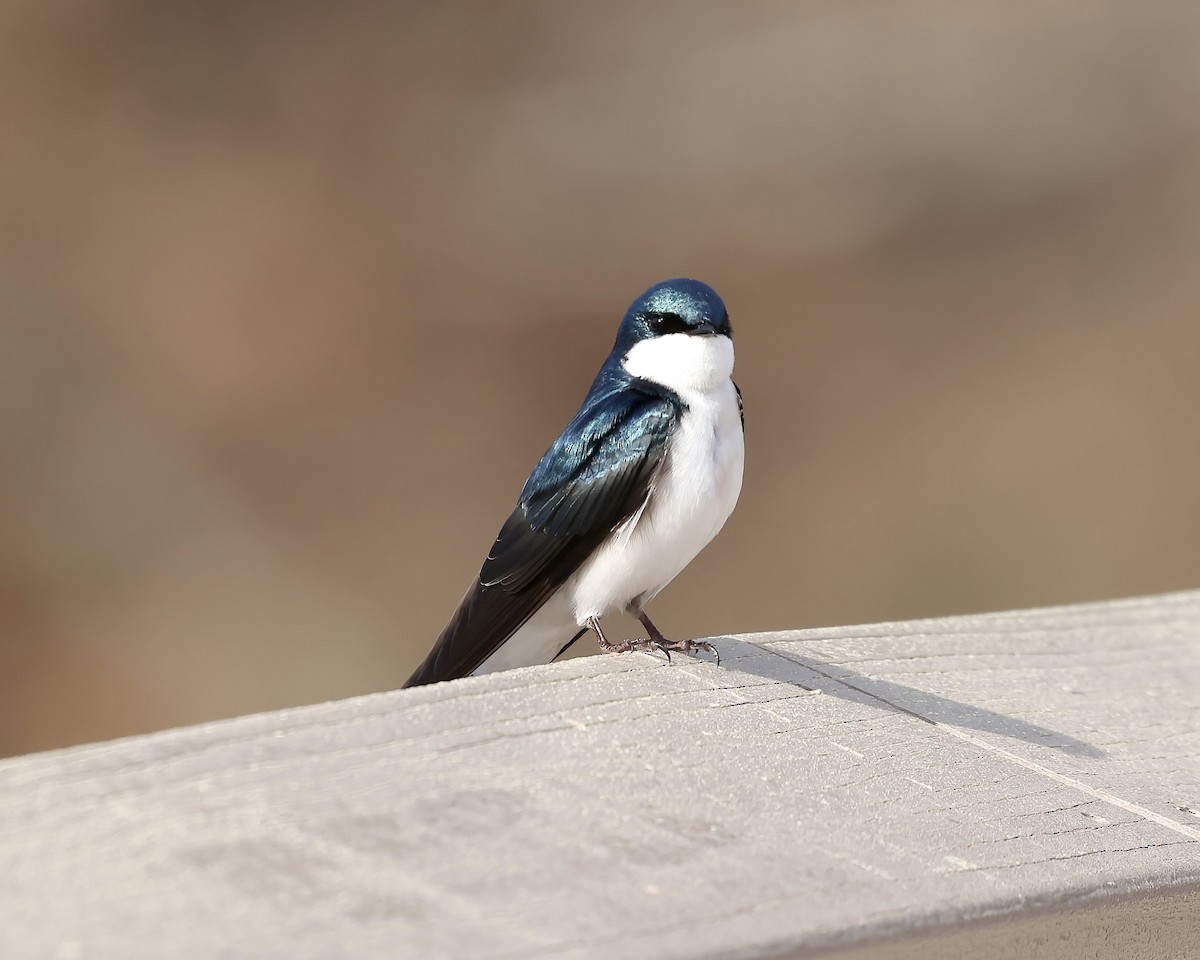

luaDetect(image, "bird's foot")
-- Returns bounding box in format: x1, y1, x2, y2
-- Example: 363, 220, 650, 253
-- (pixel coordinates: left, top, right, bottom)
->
588, 617, 719, 666
654, 638, 721, 666
596, 635, 673, 661
600, 636, 720, 666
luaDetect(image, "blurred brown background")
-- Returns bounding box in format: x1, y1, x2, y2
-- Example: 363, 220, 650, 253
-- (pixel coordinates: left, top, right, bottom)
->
3, 1, 1199, 758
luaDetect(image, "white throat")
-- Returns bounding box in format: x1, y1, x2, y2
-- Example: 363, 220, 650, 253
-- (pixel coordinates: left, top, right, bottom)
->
621, 333, 735, 396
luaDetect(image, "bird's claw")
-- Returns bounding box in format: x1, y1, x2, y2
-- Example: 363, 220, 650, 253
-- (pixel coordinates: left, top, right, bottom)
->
625, 637, 671, 662
596, 636, 669, 661
692, 640, 720, 667
649, 637, 720, 666
669, 638, 719, 666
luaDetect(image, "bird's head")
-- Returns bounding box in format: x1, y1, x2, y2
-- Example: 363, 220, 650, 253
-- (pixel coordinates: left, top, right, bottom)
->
615, 278, 733, 394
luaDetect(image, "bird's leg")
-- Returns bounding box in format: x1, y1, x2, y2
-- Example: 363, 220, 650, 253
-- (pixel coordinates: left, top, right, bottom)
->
587, 616, 623, 653
628, 603, 720, 666
587, 616, 670, 661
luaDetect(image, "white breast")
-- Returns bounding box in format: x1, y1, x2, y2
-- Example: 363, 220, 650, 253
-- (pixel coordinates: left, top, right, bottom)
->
567, 333, 744, 623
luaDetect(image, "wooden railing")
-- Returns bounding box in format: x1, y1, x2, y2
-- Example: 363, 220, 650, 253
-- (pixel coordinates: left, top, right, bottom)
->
3, 591, 1199, 958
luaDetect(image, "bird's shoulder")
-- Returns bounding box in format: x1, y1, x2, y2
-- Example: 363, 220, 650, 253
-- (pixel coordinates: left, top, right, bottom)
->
517, 375, 683, 536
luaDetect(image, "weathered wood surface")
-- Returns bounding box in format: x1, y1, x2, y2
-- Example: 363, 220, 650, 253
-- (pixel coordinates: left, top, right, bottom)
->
3, 591, 1200, 959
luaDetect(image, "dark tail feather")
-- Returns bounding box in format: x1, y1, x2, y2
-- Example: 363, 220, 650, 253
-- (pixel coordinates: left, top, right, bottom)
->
403, 576, 560, 687
552, 628, 589, 663
405, 504, 601, 687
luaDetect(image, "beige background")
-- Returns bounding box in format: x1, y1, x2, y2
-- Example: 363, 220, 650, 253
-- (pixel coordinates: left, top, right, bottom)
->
3, 1, 1199, 757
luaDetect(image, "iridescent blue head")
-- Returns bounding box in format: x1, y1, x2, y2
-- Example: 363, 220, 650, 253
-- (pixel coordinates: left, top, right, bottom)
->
609, 279, 735, 397
613, 278, 730, 354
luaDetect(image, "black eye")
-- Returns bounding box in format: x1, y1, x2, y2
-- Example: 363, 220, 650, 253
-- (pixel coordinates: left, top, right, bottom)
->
644, 312, 691, 335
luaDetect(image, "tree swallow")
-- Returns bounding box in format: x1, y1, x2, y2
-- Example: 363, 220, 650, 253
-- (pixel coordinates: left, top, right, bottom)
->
404, 278, 744, 687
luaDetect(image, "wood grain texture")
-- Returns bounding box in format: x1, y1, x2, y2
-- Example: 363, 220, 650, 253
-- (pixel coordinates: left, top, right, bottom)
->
2, 591, 1199, 959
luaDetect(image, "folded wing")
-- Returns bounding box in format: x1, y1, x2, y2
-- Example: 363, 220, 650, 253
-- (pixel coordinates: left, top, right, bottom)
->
403, 385, 680, 686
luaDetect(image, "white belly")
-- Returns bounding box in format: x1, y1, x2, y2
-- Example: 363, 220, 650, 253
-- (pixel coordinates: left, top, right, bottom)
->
567, 378, 744, 622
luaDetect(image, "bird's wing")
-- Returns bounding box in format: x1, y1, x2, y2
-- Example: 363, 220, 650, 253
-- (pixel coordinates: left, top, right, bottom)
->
403, 386, 680, 686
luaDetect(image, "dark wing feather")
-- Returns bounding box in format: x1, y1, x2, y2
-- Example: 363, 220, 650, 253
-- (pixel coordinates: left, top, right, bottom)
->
403, 387, 679, 687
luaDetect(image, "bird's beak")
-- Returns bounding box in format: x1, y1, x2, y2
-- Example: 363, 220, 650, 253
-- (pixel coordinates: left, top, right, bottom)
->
690, 321, 719, 337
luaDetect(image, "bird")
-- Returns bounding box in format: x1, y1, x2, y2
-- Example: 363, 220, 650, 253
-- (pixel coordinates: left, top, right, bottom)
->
404, 278, 744, 687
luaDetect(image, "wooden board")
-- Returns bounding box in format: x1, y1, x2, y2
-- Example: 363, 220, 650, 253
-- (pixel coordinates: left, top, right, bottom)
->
2, 591, 1199, 958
